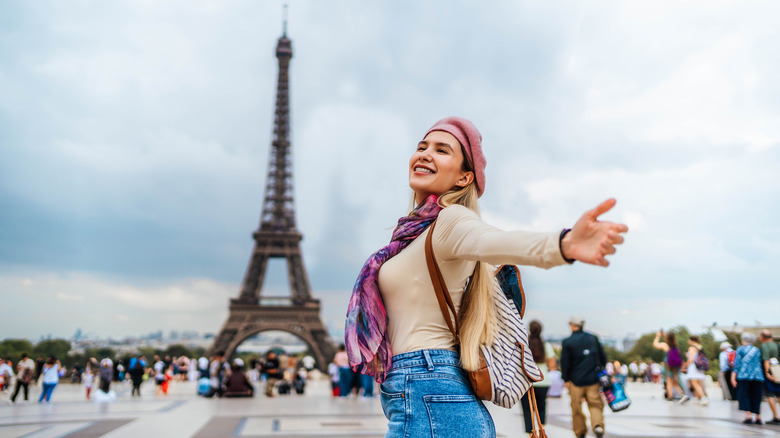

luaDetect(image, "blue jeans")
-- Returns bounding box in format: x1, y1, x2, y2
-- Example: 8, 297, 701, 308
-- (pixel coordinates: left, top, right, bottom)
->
338, 366, 355, 397
39, 382, 57, 402
361, 373, 375, 397
380, 349, 495, 438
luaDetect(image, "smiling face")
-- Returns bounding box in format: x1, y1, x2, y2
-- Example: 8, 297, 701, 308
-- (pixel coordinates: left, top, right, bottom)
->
408, 130, 474, 202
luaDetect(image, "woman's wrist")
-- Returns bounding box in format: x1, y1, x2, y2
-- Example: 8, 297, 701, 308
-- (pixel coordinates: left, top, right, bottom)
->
559, 229, 575, 264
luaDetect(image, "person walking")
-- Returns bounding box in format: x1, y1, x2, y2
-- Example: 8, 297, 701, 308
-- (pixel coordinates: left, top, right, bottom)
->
759, 330, 780, 424
10, 353, 35, 403
560, 316, 607, 438
333, 344, 354, 398
98, 357, 113, 394
652, 330, 685, 400
519, 320, 556, 437
38, 357, 62, 403
718, 342, 737, 401
730, 332, 765, 424
681, 336, 709, 405
128, 355, 145, 397
345, 116, 628, 438
262, 351, 282, 398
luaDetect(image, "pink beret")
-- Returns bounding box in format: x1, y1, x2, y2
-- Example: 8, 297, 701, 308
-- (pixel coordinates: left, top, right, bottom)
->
425, 116, 486, 197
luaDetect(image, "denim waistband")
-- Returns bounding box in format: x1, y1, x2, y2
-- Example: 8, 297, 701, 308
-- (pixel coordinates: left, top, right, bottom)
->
390, 349, 461, 370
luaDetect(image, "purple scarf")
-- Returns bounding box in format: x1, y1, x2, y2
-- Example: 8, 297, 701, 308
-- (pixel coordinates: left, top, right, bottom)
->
345, 195, 442, 383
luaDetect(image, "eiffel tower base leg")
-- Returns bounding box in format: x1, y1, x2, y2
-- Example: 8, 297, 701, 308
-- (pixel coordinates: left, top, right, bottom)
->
209, 300, 337, 373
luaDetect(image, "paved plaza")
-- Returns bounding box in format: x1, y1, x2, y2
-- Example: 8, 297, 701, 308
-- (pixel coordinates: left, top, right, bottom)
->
1, 377, 779, 438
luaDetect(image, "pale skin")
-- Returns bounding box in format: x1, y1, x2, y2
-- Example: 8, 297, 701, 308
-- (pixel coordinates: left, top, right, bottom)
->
409, 131, 629, 266
682, 343, 707, 400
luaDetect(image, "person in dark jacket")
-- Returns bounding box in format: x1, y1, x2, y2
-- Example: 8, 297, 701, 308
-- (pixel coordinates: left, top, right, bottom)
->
223, 359, 253, 398
560, 316, 607, 438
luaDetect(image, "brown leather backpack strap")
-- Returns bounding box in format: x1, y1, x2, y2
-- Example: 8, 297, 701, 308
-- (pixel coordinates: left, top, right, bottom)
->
424, 220, 460, 340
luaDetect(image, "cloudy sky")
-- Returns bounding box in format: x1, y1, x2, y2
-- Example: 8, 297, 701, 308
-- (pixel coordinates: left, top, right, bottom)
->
2, 1, 779, 343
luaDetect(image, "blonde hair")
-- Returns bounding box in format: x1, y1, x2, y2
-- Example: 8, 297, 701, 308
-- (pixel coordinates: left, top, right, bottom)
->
435, 183, 497, 371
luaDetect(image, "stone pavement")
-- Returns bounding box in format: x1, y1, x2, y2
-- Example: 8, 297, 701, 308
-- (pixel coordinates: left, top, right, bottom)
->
1, 377, 779, 438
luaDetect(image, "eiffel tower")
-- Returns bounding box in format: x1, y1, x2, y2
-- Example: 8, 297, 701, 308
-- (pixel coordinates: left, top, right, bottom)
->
209, 22, 336, 371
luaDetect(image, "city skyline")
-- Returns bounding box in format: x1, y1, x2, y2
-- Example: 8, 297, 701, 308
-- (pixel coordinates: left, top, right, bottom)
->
2, 1, 779, 343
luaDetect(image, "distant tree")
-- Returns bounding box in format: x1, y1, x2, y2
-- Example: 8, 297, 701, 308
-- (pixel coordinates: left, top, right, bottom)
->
165, 344, 195, 358
33, 339, 71, 361
626, 333, 665, 363
0, 339, 35, 362
605, 346, 627, 364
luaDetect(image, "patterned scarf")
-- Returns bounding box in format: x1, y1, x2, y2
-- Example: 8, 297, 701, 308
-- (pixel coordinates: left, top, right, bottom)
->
344, 195, 442, 383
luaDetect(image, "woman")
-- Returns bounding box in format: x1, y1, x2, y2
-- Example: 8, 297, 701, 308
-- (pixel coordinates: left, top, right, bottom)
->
223, 359, 254, 398
520, 320, 556, 436
730, 332, 765, 424
652, 331, 685, 400
345, 117, 628, 437
681, 336, 709, 405
38, 356, 62, 403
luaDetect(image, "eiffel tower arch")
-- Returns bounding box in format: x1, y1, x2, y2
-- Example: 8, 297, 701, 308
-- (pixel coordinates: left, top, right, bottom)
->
209, 23, 336, 371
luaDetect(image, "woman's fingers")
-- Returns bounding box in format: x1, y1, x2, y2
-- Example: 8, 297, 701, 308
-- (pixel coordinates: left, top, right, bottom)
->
586, 198, 617, 221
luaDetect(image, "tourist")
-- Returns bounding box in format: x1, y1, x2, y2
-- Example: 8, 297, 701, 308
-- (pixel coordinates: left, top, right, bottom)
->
680, 336, 709, 405
153, 355, 166, 397
128, 355, 146, 397
730, 332, 765, 424
10, 353, 35, 403
223, 358, 254, 398
327, 361, 340, 397
759, 330, 780, 424
652, 330, 685, 400
99, 357, 113, 393
718, 342, 737, 400
208, 352, 227, 398
83, 367, 95, 400
38, 356, 62, 403
520, 320, 556, 436
0, 358, 14, 393
345, 116, 628, 438
262, 351, 283, 397
561, 316, 607, 438
332, 344, 353, 398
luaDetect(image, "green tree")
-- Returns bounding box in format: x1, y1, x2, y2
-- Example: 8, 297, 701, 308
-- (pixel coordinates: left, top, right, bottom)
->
0, 339, 35, 363
33, 339, 71, 361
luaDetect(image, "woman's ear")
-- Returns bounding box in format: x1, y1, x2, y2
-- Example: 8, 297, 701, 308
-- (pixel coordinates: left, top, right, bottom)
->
455, 171, 475, 188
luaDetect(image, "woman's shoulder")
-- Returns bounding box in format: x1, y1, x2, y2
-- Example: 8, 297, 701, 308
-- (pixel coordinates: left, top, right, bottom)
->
439, 204, 477, 221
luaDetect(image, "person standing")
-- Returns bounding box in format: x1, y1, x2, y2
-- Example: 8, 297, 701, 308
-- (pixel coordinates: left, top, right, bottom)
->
652, 330, 685, 400
99, 357, 113, 394
759, 330, 780, 424
83, 368, 95, 400
128, 355, 145, 397
38, 357, 62, 403
262, 351, 282, 397
718, 342, 737, 401
344, 117, 627, 437
520, 320, 556, 437
681, 336, 709, 405
560, 316, 607, 438
153, 355, 166, 397
10, 353, 35, 403
730, 332, 765, 424
333, 344, 353, 398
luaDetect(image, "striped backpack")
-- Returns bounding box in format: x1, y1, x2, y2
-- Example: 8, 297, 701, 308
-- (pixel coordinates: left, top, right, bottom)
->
425, 221, 546, 431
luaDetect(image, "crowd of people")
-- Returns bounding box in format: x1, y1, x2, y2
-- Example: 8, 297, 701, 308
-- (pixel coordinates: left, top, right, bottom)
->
0, 350, 320, 404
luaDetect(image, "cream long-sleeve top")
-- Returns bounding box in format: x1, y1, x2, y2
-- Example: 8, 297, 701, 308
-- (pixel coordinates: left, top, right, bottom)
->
377, 204, 569, 356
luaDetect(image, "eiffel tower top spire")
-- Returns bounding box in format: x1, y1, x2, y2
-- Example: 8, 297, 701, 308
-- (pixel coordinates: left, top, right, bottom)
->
259, 16, 295, 233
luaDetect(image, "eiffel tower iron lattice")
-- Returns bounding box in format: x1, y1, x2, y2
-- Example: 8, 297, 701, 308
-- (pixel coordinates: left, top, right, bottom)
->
209, 25, 336, 371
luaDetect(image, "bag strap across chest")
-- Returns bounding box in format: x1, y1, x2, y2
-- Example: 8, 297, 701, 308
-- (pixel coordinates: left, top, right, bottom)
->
424, 220, 460, 342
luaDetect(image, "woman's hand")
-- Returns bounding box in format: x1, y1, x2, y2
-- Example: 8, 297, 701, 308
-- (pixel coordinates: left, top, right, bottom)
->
561, 198, 628, 267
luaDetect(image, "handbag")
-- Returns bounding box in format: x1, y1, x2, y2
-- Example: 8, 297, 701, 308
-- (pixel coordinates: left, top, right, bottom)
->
424, 220, 545, 420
